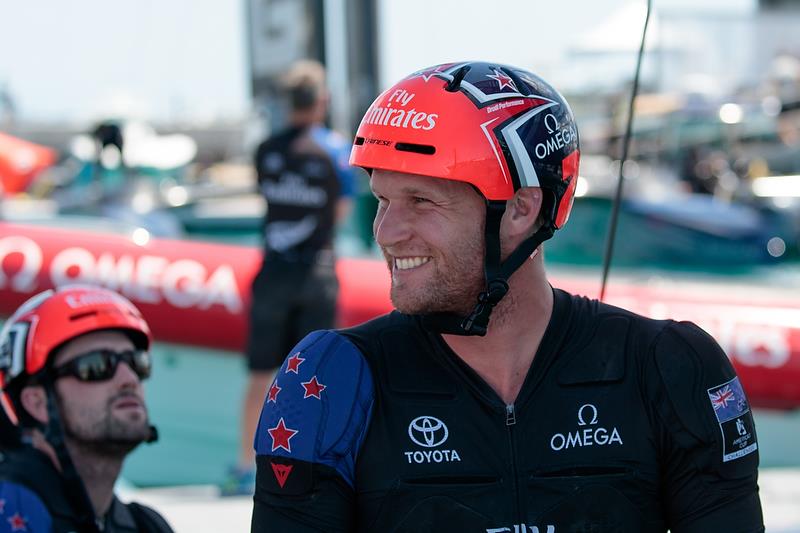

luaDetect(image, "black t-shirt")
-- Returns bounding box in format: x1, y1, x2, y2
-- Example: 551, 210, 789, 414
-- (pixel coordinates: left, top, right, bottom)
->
255, 125, 354, 260
0, 447, 173, 533
252, 288, 764, 532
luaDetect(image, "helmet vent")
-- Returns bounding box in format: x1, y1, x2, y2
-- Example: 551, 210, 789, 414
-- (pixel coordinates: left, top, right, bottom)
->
445, 65, 471, 92
395, 142, 435, 155
69, 311, 98, 321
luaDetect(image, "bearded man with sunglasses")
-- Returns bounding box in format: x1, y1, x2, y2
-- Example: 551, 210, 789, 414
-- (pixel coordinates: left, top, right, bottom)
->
0, 285, 173, 533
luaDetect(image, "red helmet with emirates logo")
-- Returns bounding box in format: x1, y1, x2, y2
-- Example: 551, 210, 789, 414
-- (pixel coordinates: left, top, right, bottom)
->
0, 285, 150, 424
350, 61, 580, 229
351, 62, 581, 336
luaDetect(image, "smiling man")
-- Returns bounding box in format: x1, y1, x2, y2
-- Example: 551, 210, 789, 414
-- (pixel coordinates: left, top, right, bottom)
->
251, 61, 764, 532
0, 286, 173, 532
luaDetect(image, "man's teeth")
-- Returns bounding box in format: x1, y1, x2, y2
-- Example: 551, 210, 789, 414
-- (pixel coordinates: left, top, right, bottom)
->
395, 257, 430, 270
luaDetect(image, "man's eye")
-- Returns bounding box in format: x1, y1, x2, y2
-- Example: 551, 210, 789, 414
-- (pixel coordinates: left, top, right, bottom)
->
412, 196, 430, 204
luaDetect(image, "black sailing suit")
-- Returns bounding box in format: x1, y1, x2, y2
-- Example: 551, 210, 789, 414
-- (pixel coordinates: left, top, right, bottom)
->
252, 289, 764, 532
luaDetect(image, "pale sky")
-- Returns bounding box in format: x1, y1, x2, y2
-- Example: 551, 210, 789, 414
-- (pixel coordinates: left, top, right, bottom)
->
0, 0, 249, 123
378, 0, 756, 91
0, 0, 756, 123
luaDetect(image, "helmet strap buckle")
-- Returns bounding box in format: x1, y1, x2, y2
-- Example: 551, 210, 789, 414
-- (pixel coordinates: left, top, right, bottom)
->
423, 203, 553, 337
460, 279, 509, 336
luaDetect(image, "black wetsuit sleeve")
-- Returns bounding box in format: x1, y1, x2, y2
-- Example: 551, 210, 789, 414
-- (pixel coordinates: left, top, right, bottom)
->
250, 331, 374, 533
251, 463, 355, 532
646, 321, 764, 533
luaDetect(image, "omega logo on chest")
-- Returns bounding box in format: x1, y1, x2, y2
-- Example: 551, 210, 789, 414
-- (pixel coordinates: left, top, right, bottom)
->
548, 403, 624, 452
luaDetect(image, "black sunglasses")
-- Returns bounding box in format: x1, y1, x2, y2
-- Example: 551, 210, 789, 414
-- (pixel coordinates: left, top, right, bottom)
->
50, 349, 152, 383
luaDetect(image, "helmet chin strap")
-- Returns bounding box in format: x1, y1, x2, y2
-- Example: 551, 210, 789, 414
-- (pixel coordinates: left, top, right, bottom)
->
422, 201, 554, 336
43, 387, 102, 532
146, 424, 159, 443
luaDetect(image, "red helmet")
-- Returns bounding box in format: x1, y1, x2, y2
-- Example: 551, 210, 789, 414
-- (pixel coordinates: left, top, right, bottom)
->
0, 285, 155, 516
350, 61, 580, 229
0, 285, 150, 421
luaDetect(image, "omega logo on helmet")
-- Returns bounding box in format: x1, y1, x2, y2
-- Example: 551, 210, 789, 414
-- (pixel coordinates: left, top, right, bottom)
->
534, 112, 576, 160
544, 113, 560, 134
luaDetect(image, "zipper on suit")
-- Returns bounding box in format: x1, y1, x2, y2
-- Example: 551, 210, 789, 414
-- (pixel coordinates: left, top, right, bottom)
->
506, 403, 522, 525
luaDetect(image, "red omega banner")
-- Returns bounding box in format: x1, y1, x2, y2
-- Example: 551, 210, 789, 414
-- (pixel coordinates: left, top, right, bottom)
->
1, 221, 798, 408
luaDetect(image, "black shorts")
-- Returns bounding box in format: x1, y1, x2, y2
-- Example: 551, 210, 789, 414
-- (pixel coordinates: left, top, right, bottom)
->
246, 255, 339, 371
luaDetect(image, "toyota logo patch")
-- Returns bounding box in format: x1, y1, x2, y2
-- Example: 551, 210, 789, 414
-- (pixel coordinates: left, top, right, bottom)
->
408, 416, 449, 448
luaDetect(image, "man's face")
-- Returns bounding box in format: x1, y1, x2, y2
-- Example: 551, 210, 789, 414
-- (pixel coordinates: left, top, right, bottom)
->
371, 169, 486, 315
53, 330, 151, 454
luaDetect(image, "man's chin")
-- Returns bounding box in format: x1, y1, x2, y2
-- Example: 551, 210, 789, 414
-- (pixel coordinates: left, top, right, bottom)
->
391, 290, 431, 315
103, 430, 150, 453
391, 292, 473, 317
108, 418, 152, 444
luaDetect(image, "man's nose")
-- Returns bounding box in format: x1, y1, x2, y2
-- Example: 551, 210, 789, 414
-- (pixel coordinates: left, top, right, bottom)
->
113, 358, 141, 387
374, 203, 412, 248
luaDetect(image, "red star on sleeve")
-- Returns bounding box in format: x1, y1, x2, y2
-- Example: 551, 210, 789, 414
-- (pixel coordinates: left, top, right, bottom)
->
268, 417, 299, 453
267, 381, 281, 403
8, 513, 27, 531
301, 376, 327, 399
285, 352, 305, 374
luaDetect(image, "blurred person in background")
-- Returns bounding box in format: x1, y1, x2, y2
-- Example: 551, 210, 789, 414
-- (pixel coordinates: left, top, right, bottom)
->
92, 121, 125, 161
224, 59, 356, 496
0, 286, 173, 532
250, 61, 763, 531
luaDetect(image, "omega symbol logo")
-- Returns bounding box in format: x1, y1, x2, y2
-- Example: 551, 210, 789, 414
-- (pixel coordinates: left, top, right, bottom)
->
544, 113, 559, 134
408, 416, 449, 448
549, 403, 623, 451
534, 113, 574, 159
577, 404, 598, 426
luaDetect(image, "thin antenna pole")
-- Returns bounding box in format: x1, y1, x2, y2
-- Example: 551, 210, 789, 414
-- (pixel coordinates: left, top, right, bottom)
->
599, 0, 653, 302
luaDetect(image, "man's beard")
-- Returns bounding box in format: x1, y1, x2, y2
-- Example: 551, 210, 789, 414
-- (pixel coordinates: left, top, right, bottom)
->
61, 394, 152, 457
384, 237, 485, 317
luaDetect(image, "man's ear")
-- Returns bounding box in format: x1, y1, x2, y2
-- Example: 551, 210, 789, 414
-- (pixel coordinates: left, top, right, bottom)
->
19, 385, 48, 425
504, 187, 543, 239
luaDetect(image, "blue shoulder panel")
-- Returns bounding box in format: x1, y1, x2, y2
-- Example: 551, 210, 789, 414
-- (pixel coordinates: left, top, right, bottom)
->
0, 482, 52, 532
254, 330, 374, 488
310, 126, 357, 197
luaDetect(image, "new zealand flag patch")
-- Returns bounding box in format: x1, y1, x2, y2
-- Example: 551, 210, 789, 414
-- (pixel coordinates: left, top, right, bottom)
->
707, 376, 757, 462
